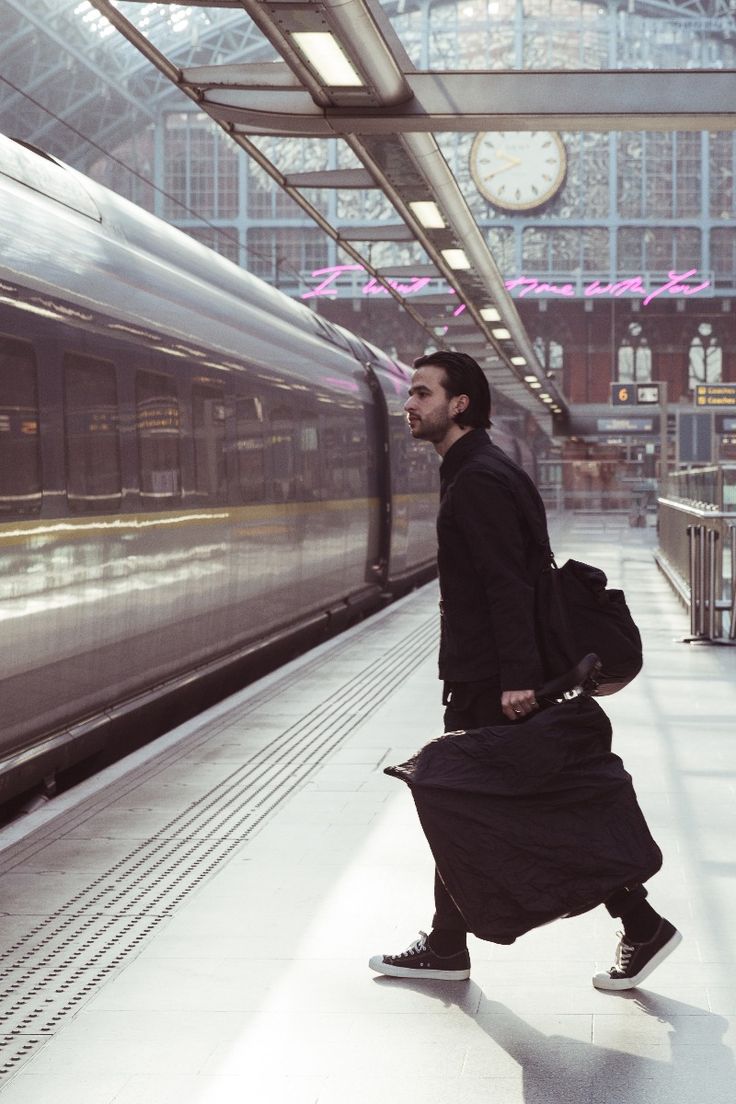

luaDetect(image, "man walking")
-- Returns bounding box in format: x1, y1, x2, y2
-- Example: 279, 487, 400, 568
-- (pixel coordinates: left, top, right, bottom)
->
369, 350, 680, 990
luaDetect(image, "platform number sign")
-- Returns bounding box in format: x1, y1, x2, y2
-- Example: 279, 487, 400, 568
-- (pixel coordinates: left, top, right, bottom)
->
611, 383, 635, 406
610, 383, 660, 406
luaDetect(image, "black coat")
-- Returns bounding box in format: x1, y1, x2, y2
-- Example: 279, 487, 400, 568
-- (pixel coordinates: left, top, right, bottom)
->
437, 429, 550, 688
386, 697, 662, 944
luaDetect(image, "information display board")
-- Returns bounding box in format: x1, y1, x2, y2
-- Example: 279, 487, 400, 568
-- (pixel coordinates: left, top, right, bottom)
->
694, 384, 736, 408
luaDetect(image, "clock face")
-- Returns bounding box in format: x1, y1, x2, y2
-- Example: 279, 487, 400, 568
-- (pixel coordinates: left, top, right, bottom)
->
470, 131, 567, 211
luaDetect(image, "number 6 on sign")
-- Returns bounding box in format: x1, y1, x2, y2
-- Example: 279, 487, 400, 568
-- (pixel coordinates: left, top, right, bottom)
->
610, 383, 635, 405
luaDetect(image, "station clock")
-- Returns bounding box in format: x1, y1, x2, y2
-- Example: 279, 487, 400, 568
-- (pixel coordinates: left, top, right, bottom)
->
470, 131, 567, 211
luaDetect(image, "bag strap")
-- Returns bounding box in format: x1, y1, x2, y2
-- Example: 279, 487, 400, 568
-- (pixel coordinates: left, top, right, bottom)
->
475, 444, 556, 567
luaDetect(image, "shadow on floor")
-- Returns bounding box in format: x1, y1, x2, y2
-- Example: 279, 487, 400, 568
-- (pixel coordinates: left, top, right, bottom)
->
373, 977, 734, 1104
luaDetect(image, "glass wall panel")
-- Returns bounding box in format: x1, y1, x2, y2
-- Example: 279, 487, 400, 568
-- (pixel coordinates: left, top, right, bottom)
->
248, 137, 331, 218
618, 227, 700, 275
486, 227, 515, 274
164, 113, 239, 220
521, 227, 610, 275
710, 133, 736, 218
711, 227, 736, 287
386, 0, 736, 72
184, 226, 240, 264
246, 227, 328, 284
618, 133, 700, 219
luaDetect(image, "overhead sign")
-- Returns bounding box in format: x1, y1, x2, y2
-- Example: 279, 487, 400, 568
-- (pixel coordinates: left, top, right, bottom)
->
598, 417, 654, 433
610, 383, 660, 406
694, 384, 736, 408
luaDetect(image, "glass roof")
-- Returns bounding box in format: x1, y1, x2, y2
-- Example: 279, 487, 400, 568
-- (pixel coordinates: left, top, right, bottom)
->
379, 0, 736, 71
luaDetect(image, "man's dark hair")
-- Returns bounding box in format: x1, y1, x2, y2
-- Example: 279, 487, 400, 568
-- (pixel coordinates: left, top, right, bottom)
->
413, 350, 491, 429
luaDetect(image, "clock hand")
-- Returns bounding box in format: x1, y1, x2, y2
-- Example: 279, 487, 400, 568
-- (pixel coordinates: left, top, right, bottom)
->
483, 155, 522, 181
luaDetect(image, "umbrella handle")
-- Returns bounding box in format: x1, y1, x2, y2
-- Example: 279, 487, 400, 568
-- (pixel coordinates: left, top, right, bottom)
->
535, 653, 602, 704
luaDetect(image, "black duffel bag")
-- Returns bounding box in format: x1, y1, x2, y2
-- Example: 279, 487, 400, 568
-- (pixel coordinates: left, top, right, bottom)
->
535, 557, 643, 695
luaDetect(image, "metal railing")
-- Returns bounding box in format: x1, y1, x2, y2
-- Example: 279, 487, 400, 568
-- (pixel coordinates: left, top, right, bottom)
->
656, 495, 736, 643
663, 465, 736, 512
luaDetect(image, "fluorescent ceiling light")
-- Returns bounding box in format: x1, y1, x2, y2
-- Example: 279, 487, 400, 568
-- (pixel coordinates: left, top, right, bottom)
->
529, 380, 542, 389
292, 32, 363, 86
511, 355, 526, 366
541, 395, 554, 403
441, 248, 470, 269
523, 374, 538, 383
481, 306, 501, 322
492, 327, 511, 340
409, 201, 445, 229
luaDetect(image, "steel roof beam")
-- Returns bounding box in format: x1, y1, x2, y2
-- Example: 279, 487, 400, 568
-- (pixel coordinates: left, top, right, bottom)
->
199, 69, 736, 134
284, 168, 375, 188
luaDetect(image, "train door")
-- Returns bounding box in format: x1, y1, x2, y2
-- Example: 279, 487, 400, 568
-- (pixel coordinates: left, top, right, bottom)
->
362, 361, 392, 589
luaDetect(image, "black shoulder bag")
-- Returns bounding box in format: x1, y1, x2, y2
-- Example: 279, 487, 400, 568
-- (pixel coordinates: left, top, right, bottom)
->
535, 556, 643, 696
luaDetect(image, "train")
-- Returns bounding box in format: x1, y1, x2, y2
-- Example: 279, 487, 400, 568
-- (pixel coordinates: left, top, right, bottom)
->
0, 133, 530, 809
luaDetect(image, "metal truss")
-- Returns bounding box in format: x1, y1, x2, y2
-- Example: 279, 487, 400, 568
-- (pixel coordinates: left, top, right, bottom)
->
82, 0, 571, 421
6, 0, 736, 423
78, 0, 736, 423
0, 0, 265, 167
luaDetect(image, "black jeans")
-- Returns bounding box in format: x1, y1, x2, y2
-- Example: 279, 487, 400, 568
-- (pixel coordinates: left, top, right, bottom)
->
432, 679, 649, 932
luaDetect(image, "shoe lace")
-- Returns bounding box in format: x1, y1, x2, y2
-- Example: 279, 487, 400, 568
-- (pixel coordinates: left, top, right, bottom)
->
614, 931, 636, 972
398, 931, 429, 958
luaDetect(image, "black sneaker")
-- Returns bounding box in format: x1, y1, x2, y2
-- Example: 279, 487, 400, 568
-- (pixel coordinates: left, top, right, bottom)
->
593, 918, 682, 990
369, 931, 470, 981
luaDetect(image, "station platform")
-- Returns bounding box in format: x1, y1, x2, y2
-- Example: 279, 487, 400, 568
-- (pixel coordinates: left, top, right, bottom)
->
0, 513, 734, 1104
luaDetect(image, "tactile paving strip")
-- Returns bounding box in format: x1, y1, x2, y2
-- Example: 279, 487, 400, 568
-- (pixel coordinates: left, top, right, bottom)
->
0, 606, 437, 1079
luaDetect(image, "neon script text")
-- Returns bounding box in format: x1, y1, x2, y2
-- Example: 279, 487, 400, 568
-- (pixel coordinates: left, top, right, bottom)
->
301, 265, 712, 306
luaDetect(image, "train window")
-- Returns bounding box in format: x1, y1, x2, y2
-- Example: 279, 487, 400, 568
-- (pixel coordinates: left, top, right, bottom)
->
64, 355, 122, 514
192, 382, 226, 501
345, 421, 369, 497
136, 371, 182, 503
321, 414, 346, 498
0, 335, 42, 517
236, 395, 265, 502
271, 402, 297, 502
300, 419, 320, 499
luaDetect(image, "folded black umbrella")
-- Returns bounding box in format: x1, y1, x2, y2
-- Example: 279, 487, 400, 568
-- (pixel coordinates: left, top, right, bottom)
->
385, 688, 662, 945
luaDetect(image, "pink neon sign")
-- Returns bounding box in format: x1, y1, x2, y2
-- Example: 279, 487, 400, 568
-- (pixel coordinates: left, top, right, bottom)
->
301, 264, 712, 307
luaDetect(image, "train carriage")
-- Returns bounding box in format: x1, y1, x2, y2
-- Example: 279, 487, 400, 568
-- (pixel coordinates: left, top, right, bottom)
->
0, 134, 438, 803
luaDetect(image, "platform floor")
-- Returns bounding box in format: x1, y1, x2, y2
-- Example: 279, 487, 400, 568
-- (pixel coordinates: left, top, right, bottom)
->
1, 514, 735, 1104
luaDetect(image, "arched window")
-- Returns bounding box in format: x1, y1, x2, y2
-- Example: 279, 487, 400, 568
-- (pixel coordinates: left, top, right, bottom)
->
618, 322, 652, 382
688, 322, 722, 391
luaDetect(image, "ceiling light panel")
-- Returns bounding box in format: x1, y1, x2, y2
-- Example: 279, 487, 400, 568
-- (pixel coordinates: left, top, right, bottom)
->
409, 201, 446, 229
441, 248, 471, 269
291, 32, 364, 86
